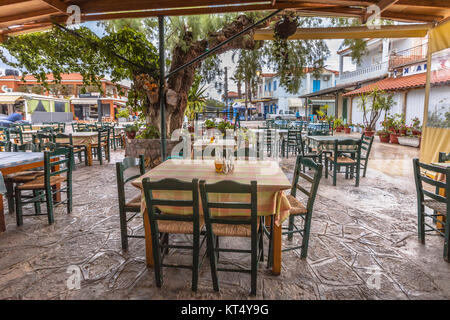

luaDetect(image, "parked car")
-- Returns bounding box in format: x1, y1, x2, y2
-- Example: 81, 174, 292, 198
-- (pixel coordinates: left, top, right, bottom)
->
266, 110, 297, 121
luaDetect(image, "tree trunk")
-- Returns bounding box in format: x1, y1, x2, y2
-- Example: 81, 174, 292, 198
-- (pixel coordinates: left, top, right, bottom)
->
134, 15, 261, 137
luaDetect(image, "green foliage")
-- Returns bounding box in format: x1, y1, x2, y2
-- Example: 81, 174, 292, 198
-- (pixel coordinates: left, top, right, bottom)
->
358, 88, 395, 131
125, 123, 140, 132
204, 119, 216, 129
185, 74, 207, 121
137, 125, 160, 139
217, 120, 235, 134
116, 109, 130, 119
205, 99, 225, 109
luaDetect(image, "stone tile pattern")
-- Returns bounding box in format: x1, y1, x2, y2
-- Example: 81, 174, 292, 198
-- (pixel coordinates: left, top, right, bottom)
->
0, 140, 449, 300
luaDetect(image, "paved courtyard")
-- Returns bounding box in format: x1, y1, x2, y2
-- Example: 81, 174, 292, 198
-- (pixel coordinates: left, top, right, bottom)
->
1, 137, 449, 300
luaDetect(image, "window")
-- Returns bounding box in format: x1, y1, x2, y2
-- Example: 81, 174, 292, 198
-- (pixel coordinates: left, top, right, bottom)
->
313, 80, 321, 92
264, 84, 267, 91
273, 81, 277, 91
268, 82, 272, 91
54, 102, 66, 112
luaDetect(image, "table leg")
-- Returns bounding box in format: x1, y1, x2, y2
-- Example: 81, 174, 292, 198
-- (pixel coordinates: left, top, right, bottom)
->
0, 194, 5, 232
143, 208, 154, 268
86, 143, 93, 166
272, 221, 282, 275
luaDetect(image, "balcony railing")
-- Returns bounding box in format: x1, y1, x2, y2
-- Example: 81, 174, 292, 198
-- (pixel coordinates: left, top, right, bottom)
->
338, 62, 388, 84
389, 43, 427, 70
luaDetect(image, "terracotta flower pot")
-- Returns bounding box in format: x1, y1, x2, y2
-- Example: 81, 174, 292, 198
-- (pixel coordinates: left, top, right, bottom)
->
126, 131, 136, 139
364, 130, 375, 137
379, 134, 390, 143
412, 130, 421, 136
389, 133, 399, 144
399, 129, 407, 135
344, 127, 351, 134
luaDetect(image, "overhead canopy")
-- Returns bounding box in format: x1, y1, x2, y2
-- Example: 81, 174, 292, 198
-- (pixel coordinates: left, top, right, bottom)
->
0, 95, 22, 104
1, 1, 450, 40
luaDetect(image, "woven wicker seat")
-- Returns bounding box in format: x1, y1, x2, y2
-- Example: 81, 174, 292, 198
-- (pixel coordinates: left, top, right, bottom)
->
286, 194, 307, 215
158, 217, 205, 234
212, 217, 260, 237
125, 194, 142, 208
18, 175, 66, 190
423, 199, 447, 213
5, 170, 44, 183
327, 155, 356, 164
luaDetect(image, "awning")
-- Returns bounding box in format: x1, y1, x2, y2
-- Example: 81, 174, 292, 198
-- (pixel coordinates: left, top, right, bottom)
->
0, 95, 22, 104
71, 99, 99, 105
287, 98, 303, 108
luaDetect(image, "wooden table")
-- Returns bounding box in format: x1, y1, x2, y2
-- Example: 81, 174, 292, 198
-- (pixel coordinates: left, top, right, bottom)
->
132, 159, 292, 275
0, 152, 44, 232
307, 135, 360, 151
56, 132, 98, 166
193, 139, 237, 159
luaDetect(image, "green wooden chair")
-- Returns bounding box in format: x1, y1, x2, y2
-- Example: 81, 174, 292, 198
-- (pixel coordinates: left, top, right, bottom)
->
324, 139, 362, 187
412, 159, 449, 262
8, 127, 23, 146
142, 177, 205, 292
439, 152, 450, 163
297, 132, 322, 169
199, 180, 263, 295
116, 156, 145, 250
285, 129, 301, 158
54, 133, 88, 167
267, 156, 323, 265
15, 147, 74, 226
33, 132, 55, 151
0, 140, 11, 152
360, 133, 375, 178
20, 123, 33, 131
92, 128, 110, 165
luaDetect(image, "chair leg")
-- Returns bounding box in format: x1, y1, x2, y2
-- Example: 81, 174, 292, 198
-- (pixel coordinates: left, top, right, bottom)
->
45, 186, 55, 225
192, 230, 200, 292
5, 180, 15, 214
206, 231, 219, 292
363, 159, 369, 177
15, 187, 23, 226
301, 212, 313, 259
266, 217, 274, 269
67, 181, 72, 214
418, 203, 425, 244
259, 217, 264, 262
287, 215, 295, 241
251, 227, 258, 296
98, 146, 103, 165
324, 157, 328, 179
333, 163, 337, 186
119, 209, 128, 250
33, 190, 41, 215
355, 163, 360, 187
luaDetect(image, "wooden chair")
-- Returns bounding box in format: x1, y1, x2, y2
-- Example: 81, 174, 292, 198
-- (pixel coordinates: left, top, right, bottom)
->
116, 156, 145, 250
285, 129, 301, 157
412, 159, 449, 262
199, 180, 263, 295
34, 132, 55, 151
20, 123, 33, 131
297, 132, 322, 168
267, 156, 322, 264
55, 133, 88, 167
360, 133, 375, 178
8, 127, 23, 146
439, 152, 450, 163
0, 140, 11, 152
324, 139, 362, 187
92, 128, 110, 165
142, 177, 205, 292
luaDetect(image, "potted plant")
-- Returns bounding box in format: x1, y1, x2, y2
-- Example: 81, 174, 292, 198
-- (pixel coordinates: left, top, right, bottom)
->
358, 89, 395, 137
116, 108, 130, 122
344, 123, 351, 134
377, 129, 390, 143
125, 123, 140, 139
398, 114, 407, 135
204, 119, 216, 130
389, 125, 400, 144
411, 117, 422, 136
334, 118, 343, 132
217, 120, 235, 135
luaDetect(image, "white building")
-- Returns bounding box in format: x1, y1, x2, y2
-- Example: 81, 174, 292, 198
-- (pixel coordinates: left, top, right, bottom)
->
255, 68, 339, 117
304, 36, 449, 130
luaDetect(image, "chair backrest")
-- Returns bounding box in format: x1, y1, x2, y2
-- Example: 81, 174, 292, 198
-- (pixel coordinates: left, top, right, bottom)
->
116, 156, 145, 208
97, 128, 110, 147
0, 140, 11, 152
287, 129, 301, 144
412, 158, 449, 212
0, 126, 9, 141
361, 133, 375, 159
34, 131, 55, 151
44, 147, 74, 182
54, 133, 73, 148
13, 142, 37, 152
199, 180, 257, 227
291, 156, 323, 214
21, 123, 33, 131
142, 178, 200, 231
439, 152, 450, 163
332, 139, 362, 161
8, 127, 23, 145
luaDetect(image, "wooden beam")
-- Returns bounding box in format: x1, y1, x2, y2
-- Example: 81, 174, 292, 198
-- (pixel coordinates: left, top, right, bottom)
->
0, 8, 57, 26
362, 0, 399, 24
39, 0, 69, 13
254, 24, 432, 40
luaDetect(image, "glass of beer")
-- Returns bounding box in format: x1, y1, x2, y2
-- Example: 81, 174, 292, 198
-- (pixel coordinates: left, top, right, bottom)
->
215, 159, 223, 173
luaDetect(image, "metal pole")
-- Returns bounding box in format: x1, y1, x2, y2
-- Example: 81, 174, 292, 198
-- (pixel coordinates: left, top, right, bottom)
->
159, 16, 167, 161
224, 67, 228, 119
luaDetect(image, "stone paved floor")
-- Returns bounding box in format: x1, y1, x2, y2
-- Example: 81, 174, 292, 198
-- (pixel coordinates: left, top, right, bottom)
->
1, 136, 449, 300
